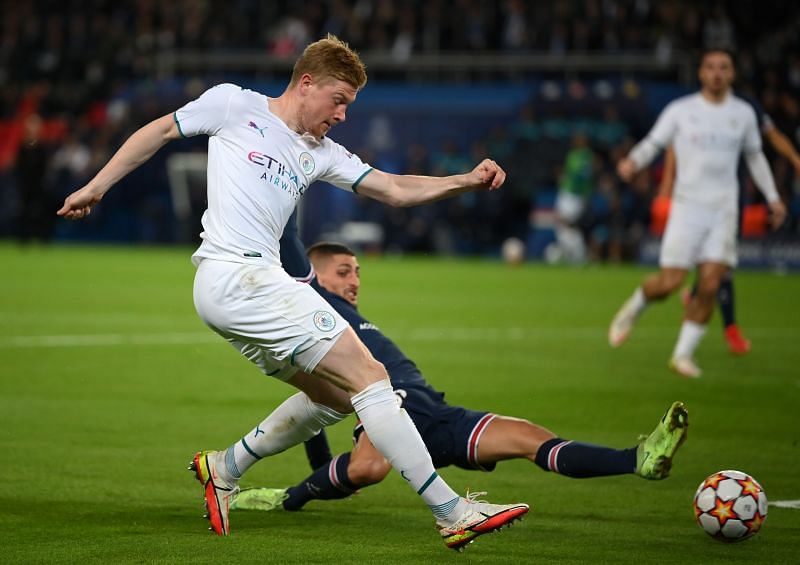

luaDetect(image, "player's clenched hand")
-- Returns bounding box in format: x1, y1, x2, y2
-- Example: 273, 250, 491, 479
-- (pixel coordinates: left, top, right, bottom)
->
769, 200, 787, 230
57, 186, 104, 220
616, 158, 637, 182
468, 159, 506, 191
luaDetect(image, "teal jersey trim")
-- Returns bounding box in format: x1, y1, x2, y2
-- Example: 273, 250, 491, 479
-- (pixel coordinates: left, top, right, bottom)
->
173, 112, 187, 139
351, 168, 374, 193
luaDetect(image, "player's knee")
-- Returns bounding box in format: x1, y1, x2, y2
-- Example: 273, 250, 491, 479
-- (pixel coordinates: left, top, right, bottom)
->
348, 456, 391, 486
662, 272, 686, 293
524, 421, 557, 459
696, 277, 720, 299
350, 357, 390, 391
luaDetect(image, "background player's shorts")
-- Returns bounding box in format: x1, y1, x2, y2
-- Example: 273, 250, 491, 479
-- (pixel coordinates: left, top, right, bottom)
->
353, 385, 497, 471
660, 200, 737, 268
193, 258, 348, 381
555, 190, 586, 224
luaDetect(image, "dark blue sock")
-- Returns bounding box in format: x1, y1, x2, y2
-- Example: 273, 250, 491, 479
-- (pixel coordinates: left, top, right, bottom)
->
303, 430, 333, 471
534, 438, 637, 478
716, 272, 736, 328
283, 452, 359, 511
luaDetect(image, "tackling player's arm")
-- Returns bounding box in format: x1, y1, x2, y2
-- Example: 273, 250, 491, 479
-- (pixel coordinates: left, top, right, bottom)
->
57, 114, 182, 219
764, 126, 800, 176
354, 159, 505, 207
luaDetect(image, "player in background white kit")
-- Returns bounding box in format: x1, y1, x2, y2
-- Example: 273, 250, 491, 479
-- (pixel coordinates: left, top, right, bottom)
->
609, 48, 786, 378
56, 35, 528, 550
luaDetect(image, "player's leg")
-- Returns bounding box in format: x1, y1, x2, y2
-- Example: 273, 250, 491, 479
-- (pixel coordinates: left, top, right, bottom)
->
609, 267, 688, 347
685, 270, 749, 354
189, 261, 355, 535
718, 272, 751, 354
207, 371, 351, 482
303, 431, 334, 471
476, 405, 687, 480
280, 433, 391, 511
475, 416, 639, 478
190, 374, 350, 535
611, 201, 704, 348
312, 329, 528, 537
669, 261, 727, 377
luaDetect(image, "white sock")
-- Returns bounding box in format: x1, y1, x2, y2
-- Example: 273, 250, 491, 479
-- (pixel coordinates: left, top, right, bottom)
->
220, 392, 348, 482
351, 380, 467, 524
673, 320, 707, 359
630, 286, 648, 315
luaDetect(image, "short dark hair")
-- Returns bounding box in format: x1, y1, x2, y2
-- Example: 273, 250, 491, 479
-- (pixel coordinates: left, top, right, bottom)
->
699, 47, 736, 68
307, 241, 356, 262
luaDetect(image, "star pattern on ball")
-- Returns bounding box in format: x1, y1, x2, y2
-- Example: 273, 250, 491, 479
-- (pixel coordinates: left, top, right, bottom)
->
703, 473, 726, 490
745, 511, 765, 532
709, 497, 737, 527
737, 477, 761, 497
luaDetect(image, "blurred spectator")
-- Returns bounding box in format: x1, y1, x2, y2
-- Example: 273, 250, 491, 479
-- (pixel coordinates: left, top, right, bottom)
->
546, 131, 595, 263
16, 114, 52, 243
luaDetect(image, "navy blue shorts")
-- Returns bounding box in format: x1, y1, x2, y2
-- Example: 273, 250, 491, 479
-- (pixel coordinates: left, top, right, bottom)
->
354, 385, 497, 472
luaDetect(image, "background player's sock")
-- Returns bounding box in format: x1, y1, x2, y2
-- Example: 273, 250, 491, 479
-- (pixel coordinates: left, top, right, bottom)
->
303, 430, 333, 470
284, 453, 358, 511
221, 392, 348, 482
535, 438, 637, 477
631, 286, 648, 314
350, 379, 466, 525
691, 273, 736, 329
716, 272, 736, 328
673, 320, 707, 359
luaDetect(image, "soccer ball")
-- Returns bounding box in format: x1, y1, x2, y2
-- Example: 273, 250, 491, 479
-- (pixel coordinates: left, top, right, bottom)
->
501, 237, 526, 265
693, 470, 767, 542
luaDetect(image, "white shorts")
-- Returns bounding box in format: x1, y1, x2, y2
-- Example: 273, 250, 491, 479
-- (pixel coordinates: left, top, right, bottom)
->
193, 259, 348, 381
556, 191, 586, 224
659, 200, 737, 269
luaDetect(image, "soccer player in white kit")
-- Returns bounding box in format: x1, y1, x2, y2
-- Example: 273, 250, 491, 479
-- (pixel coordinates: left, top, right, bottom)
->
609, 48, 786, 378
56, 35, 528, 550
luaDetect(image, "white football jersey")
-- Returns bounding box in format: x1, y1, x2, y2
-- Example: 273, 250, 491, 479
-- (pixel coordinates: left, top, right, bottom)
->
644, 92, 761, 209
174, 83, 373, 267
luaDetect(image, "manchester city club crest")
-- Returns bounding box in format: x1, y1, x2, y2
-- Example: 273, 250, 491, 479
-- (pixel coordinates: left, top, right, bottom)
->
299, 152, 315, 175
313, 310, 335, 332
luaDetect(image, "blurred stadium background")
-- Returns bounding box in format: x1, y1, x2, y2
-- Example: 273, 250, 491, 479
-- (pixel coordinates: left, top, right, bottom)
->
3, 0, 800, 268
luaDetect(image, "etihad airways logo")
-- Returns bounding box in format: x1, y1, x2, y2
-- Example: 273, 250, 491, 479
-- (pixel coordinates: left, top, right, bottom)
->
247, 151, 308, 198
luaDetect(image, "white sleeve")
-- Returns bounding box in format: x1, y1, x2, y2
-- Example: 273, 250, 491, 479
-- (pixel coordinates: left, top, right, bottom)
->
742, 108, 763, 154
173, 83, 240, 138
628, 102, 678, 169
319, 141, 374, 192
744, 151, 780, 204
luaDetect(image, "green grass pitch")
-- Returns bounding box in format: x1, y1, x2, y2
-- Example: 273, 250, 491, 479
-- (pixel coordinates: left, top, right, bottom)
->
1, 243, 798, 563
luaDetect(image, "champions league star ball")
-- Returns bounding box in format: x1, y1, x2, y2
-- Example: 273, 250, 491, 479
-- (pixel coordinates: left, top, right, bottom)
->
693, 470, 768, 542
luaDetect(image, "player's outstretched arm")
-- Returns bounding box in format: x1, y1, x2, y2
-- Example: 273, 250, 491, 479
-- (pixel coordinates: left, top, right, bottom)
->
57, 113, 182, 220
355, 158, 505, 207
765, 126, 800, 176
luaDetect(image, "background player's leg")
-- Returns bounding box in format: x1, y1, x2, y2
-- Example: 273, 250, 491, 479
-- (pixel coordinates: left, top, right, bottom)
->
609, 267, 687, 347
671, 262, 727, 376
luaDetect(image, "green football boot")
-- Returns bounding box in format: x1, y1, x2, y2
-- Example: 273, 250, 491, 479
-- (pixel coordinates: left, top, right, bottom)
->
230, 488, 289, 511
635, 401, 689, 480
